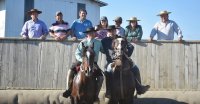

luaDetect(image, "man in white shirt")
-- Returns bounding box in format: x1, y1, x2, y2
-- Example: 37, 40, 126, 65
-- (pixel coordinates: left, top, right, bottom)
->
149, 10, 183, 41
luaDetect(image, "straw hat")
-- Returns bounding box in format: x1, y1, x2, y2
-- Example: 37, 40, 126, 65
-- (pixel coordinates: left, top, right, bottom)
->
27, 9, 42, 15
126, 17, 140, 21
157, 10, 171, 16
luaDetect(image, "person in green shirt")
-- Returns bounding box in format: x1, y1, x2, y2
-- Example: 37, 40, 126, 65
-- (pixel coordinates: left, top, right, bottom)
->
63, 27, 104, 102
125, 17, 143, 42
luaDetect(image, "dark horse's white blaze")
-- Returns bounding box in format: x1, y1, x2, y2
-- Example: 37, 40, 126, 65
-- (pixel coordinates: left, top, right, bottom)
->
108, 37, 135, 104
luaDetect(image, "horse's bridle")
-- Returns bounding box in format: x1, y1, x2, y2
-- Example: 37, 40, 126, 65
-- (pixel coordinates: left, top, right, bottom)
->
81, 42, 95, 76
112, 38, 129, 60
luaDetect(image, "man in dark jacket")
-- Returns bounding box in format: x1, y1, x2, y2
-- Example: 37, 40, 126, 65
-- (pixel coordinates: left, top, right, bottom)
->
101, 25, 150, 99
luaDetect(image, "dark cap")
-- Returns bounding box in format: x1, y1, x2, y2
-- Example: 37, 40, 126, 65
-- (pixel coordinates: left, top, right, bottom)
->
106, 25, 119, 30
113, 16, 122, 22
27, 9, 42, 15
83, 27, 97, 33
100, 16, 108, 21
56, 11, 63, 16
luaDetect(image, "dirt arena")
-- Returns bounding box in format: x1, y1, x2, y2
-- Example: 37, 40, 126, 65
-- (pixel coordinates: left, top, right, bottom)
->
0, 90, 199, 104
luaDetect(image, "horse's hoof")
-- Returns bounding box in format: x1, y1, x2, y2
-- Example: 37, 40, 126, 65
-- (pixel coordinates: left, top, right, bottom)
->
105, 97, 110, 104
94, 101, 100, 104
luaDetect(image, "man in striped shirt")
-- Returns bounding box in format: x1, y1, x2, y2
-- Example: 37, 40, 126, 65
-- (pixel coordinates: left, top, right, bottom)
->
49, 11, 71, 41
71, 9, 93, 40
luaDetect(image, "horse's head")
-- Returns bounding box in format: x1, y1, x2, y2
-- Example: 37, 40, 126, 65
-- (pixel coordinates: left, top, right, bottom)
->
111, 37, 128, 67
81, 42, 95, 76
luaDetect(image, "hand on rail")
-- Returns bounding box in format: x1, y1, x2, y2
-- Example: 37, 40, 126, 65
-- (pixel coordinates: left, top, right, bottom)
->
40, 35, 46, 40
178, 37, 183, 43
131, 37, 138, 43
55, 37, 61, 41
149, 37, 154, 42
71, 37, 77, 41
22, 35, 29, 40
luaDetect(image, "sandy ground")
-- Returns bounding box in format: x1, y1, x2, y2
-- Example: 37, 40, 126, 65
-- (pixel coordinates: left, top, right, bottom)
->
0, 90, 199, 104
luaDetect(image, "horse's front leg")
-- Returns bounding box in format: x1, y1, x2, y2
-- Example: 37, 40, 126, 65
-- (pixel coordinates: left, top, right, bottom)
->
108, 97, 118, 104
70, 96, 75, 104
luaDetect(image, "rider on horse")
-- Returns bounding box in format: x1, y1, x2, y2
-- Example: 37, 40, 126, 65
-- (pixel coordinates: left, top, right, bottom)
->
63, 27, 104, 102
101, 25, 150, 99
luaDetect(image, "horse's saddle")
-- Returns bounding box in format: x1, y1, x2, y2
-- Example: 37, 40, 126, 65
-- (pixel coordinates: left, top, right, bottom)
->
75, 65, 81, 72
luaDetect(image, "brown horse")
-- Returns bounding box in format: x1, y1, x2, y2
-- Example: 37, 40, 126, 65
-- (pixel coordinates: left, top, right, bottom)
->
108, 37, 135, 104
70, 42, 97, 104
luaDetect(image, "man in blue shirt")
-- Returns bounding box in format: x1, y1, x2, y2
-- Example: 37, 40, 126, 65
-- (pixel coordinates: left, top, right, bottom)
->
21, 9, 48, 40
71, 9, 93, 40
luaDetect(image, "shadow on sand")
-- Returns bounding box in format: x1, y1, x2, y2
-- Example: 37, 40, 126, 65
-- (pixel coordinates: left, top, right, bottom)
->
134, 98, 188, 104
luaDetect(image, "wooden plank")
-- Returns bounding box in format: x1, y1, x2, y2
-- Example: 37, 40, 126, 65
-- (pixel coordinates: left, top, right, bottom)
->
146, 43, 153, 88
185, 44, 198, 90
150, 43, 156, 89
0, 40, 3, 87
158, 43, 164, 89
191, 44, 198, 89
171, 43, 179, 90
198, 44, 200, 90
27, 41, 41, 88
1, 40, 13, 87
12, 40, 28, 88
154, 43, 160, 89
184, 43, 190, 89
171, 43, 185, 90
55, 42, 69, 89
128, 43, 146, 88
161, 43, 172, 89
178, 43, 185, 89
39, 42, 56, 88
140, 43, 148, 85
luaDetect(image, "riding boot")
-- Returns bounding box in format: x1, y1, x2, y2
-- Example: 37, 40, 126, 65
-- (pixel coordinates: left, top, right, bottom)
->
132, 66, 150, 95
104, 72, 112, 98
63, 69, 75, 98
95, 76, 104, 102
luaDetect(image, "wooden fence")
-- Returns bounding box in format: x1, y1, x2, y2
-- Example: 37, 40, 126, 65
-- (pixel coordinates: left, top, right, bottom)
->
0, 38, 200, 91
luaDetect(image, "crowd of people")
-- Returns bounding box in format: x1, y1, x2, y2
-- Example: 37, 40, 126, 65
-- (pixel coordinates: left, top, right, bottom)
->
21, 8, 183, 42
21, 8, 183, 103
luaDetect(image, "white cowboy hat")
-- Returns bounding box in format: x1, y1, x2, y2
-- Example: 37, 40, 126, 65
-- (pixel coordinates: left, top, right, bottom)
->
157, 10, 171, 16
126, 17, 140, 21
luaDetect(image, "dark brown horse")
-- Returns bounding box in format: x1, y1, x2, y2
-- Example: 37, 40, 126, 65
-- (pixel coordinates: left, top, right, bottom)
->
70, 42, 97, 104
108, 37, 135, 104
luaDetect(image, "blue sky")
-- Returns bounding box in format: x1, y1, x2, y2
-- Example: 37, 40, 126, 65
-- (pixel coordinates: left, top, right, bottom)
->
100, 0, 200, 40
